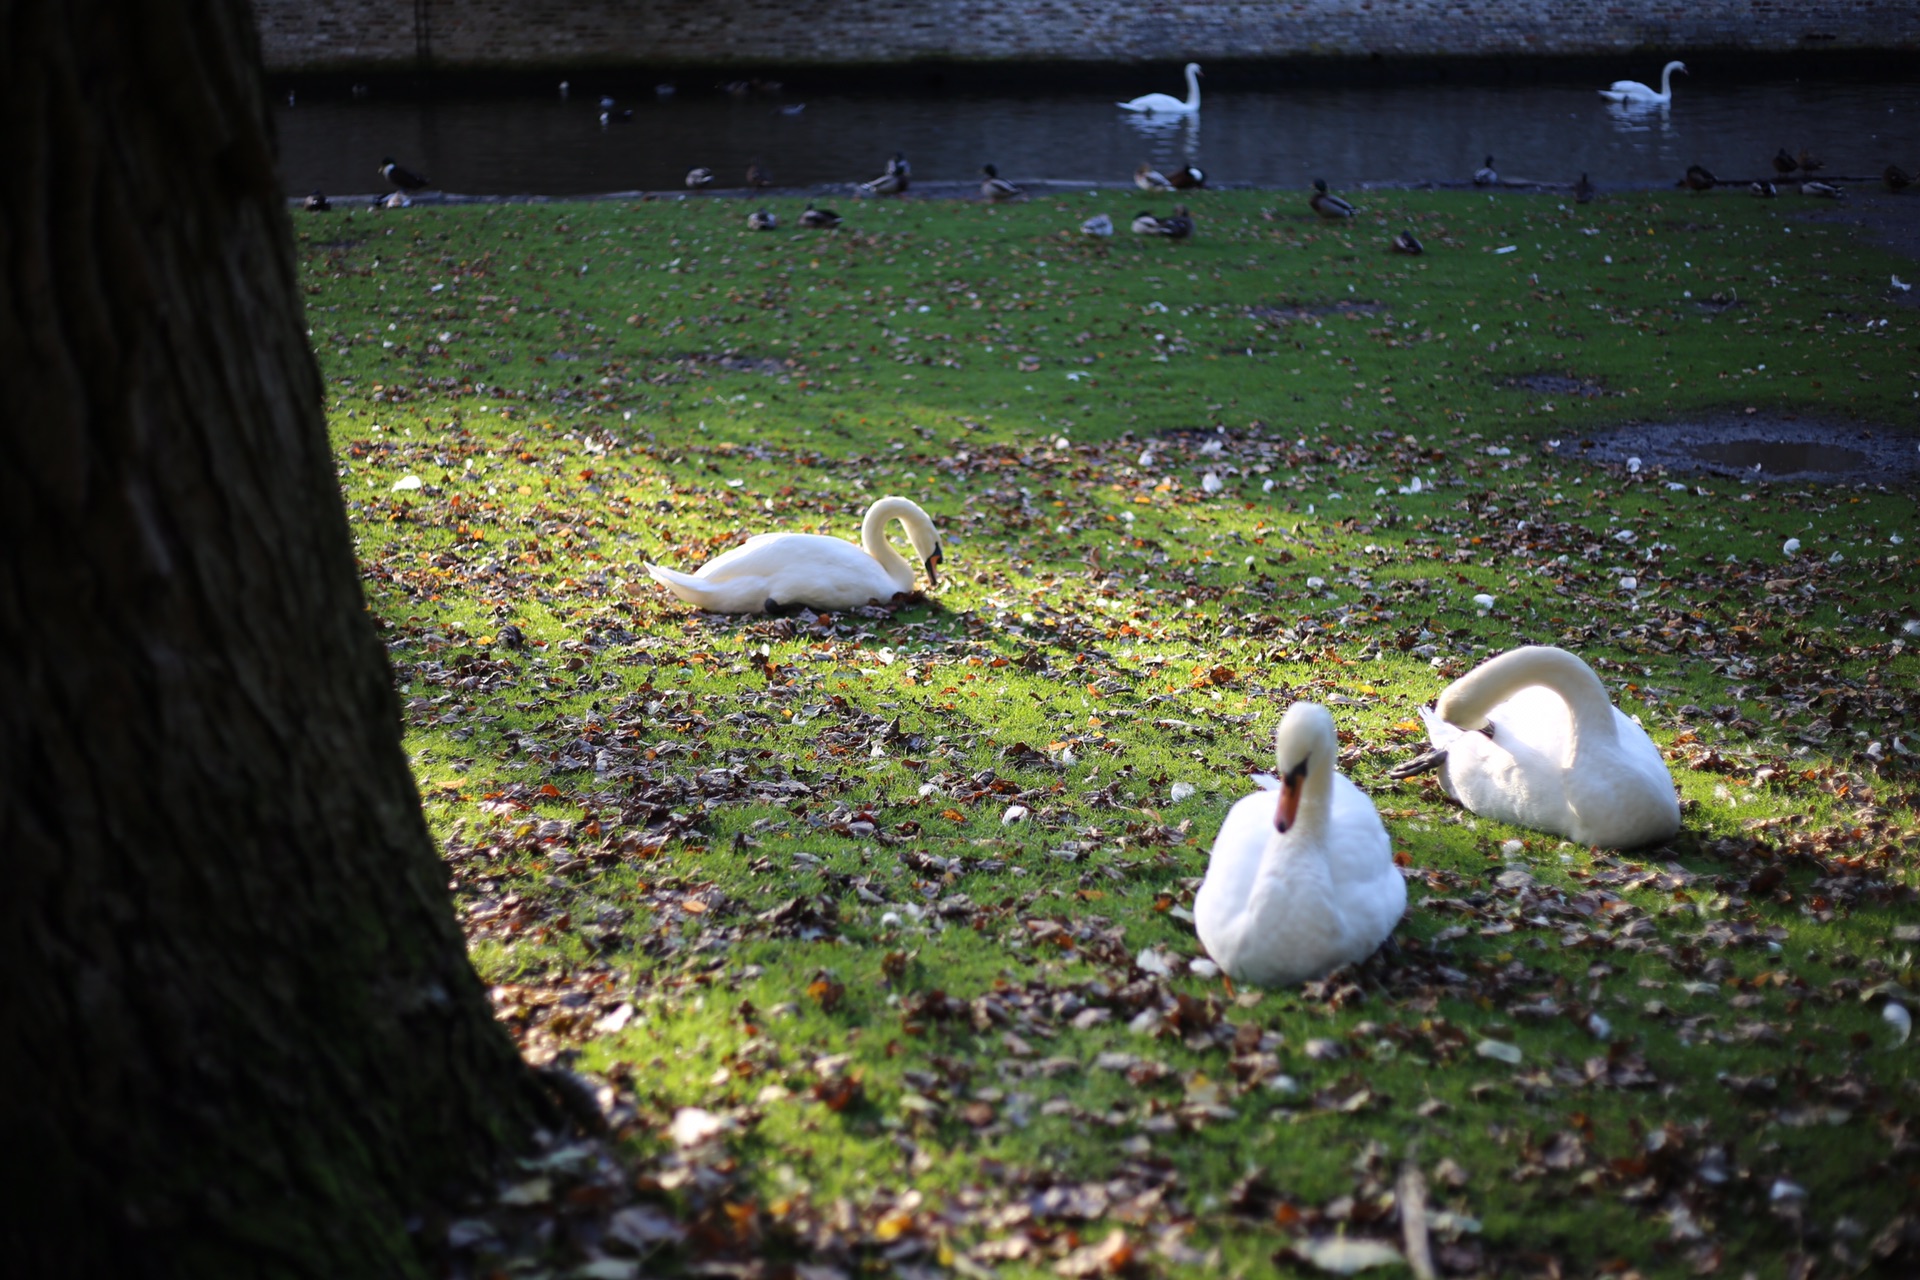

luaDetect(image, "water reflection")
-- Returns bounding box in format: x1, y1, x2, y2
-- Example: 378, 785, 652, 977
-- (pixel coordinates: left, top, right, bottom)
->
272, 71, 1920, 197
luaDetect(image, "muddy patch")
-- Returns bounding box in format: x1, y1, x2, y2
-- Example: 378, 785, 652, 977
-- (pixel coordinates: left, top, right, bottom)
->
1248, 299, 1387, 325
1500, 371, 1613, 398
1551, 413, 1920, 485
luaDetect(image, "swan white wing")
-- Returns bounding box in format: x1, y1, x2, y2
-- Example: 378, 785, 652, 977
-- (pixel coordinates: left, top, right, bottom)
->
685, 532, 862, 582
1418, 704, 1465, 750
1605, 79, 1656, 97
1118, 93, 1192, 113
1323, 774, 1405, 962
1435, 688, 1578, 834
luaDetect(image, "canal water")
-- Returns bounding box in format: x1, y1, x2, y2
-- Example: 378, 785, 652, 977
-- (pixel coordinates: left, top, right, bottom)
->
273, 64, 1920, 198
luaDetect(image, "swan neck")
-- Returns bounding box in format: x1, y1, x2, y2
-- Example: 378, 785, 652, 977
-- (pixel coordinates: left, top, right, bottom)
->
1289, 759, 1335, 840
1185, 65, 1201, 109
1438, 647, 1619, 742
859, 498, 917, 586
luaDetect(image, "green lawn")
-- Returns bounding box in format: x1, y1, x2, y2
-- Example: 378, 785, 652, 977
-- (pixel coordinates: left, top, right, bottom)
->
299, 187, 1918, 1278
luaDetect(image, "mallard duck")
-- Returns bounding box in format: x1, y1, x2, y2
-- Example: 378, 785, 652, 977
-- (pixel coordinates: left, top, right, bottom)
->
1081, 213, 1114, 237
600, 107, 634, 126
858, 151, 910, 197
1598, 60, 1686, 106
303, 190, 331, 213
747, 209, 779, 231
1118, 63, 1201, 115
1885, 164, 1913, 193
1574, 172, 1595, 204
1194, 702, 1406, 987
1683, 163, 1717, 192
378, 158, 429, 192
1168, 162, 1206, 190
1131, 206, 1192, 238
1389, 229, 1423, 255
1473, 155, 1498, 186
1800, 180, 1844, 199
980, 164, 1023, 201
644, 496, 943, 615
1309, 178, 1354, 220
720, 80, 752, 98
1796, 149, 1825, 173
686, 167, 714, 190
1392, 646, 1680, 850
1134, 162, 1175, 193
746, 160, 772, 189
1773, 148, 1799, 176
1750, 180, 1777, 198
799, 202, 842, 228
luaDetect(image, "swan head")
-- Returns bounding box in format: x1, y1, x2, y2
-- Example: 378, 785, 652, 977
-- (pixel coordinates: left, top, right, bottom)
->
884, 497, 943, 587
1270, 702, 1337, 834
1185, 63, 1202, 77
1668, 61, 1689, 75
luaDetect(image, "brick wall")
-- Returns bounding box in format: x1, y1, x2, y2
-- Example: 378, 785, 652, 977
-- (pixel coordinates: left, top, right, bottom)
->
254, 1, 1920, 70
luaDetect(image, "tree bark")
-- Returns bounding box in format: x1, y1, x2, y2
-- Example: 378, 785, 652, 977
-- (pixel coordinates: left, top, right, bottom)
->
0, 2, 553, 1274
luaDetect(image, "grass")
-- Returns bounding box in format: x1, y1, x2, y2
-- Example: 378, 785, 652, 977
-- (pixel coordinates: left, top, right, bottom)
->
299, 186, 1919, 1278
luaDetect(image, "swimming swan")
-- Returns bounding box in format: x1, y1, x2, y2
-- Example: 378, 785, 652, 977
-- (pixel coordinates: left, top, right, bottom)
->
1598, 61, 1687, 106
644, 496, 942, 615
1398, 646, 1680, 849
1195, 703, 1406, 987
1119, 63, 1202, 115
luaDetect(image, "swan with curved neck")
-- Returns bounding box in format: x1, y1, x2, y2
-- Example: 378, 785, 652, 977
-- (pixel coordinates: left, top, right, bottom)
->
644, 496, 942, 614
1599, 60, 1687, 106
1118, 63, 1201, 115
1195, 702, 1406, 987
1408, 646, 1680, 849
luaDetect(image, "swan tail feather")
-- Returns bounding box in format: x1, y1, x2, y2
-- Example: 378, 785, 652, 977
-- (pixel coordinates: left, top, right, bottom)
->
644, 562, 718, 605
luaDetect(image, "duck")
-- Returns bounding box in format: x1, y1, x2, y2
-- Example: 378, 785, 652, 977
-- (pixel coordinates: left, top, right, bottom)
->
379, 157, 429, 193
858, 152, 910, 197
1081, 212, 1114, 237
1796, 148, 1825, 173
799, 202, 842, 228
1118, 62, 1202, 114
1800, 180, 1845, 199
1168, 162, 1206, 190
1392, 646, 1680, 850
1131, 206, 1192, 238
1598, 60, 1686, 106
1884, 164, 1912, 193
644, 496, 942, 615
303, 190, 331, 213
1389, 229, 1423, 255
1750, 180, 1777, 198
1309, 178, 1354, 220
600, 107, 634, 126
686, 167, 714, 190
1682, 163, 1717, 192
746, 160, 772, 189
1134, 162, 1175, 193
747, 209, 779, 231
1773, 148, 1799, 176
1194, 703, 1406, 988
980, 164, 1023, 201
1473, 155, 1498, 186
1574, 172, 1595, 204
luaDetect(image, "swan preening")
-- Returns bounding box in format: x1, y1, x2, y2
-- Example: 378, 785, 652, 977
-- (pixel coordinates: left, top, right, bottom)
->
1196, 703, 1407, 987
1598, 60, 1687, 106
1119, 63, 1202, 114
1396, 646, 1680, 850
643, 496, 942, 615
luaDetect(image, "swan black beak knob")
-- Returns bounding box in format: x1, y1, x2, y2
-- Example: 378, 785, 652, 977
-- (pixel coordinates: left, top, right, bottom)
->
925, 544, 943, 587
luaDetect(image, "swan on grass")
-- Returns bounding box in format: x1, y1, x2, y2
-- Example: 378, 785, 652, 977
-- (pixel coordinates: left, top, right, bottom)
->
1392, 646, 1680, 850
1598, 60, 1687, 106
1195, 703, 1406, 988
1118, 62, 1201, 115
643, 496, 942, 615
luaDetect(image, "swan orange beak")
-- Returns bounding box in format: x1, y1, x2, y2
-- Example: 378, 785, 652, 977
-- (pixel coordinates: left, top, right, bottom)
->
924, 544, 942, 587
1274, 762, 1306, 833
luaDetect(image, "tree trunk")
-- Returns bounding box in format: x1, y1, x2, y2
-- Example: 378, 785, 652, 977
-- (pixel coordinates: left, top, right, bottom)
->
0, 3, 553, 1274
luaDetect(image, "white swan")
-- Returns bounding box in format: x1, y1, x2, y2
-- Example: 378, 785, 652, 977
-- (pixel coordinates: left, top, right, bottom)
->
1195, 703, 1406, 988
1406, 646, 1680, 849
1598, 60, 1687, 106
643, 496, 942, 615
1118, 63, 1201, 115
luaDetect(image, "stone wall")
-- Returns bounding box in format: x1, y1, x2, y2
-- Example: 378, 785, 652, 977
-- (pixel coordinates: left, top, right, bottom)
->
255, 1, 1920, 71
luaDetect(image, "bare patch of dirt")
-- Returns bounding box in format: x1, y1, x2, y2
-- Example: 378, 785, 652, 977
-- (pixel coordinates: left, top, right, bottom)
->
1499, 372, 1612, 398
1549, 411, 1920, 485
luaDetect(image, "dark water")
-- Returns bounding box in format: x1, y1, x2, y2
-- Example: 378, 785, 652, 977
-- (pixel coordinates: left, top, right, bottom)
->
273, 69, 1920, 198
1691, 440, 1871, 475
